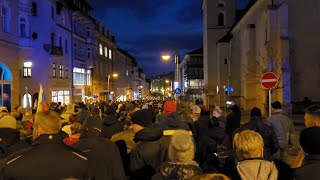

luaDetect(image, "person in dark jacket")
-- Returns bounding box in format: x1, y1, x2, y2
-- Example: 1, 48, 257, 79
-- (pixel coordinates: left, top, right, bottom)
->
295, 127, 320, 180
76, 102, 91, 124
0, 112, 29, 159
226, 104, 241, 137
1, 110, 88, 180
129, 109, 191, 179
101, 106, 124, 139
238, 107, 279, 160
72, 115, 126, 180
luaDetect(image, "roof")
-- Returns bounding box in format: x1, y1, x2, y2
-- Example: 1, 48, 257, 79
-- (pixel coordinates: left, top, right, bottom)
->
117, 48, 138, 66
186, 48, 203, 55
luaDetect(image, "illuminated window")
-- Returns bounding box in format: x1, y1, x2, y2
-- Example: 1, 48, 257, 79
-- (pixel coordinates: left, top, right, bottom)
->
52, 90, 70, 104
126, 70, 129, 76
23, 93, 32, 108
99, 43, 103, 55
87, 70, 91, 85
104, 47, 108, 57
59, 65, 64, 78
73, 67, 85, 85
53, 63, 56, 77
109, 49, 112, 59
23, 62, 32, 77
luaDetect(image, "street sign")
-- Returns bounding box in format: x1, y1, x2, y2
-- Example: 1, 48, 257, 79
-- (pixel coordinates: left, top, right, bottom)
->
225, 87, 234, 92
261, 72, 278, 89
174, 88, 182, 95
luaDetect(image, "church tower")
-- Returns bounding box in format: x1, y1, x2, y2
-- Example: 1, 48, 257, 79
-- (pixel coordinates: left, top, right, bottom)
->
202, 0, 236, 106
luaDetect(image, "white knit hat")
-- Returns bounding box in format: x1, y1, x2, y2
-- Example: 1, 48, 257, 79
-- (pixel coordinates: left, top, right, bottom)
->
0, 115, 17, 129
168, 130, 195, 162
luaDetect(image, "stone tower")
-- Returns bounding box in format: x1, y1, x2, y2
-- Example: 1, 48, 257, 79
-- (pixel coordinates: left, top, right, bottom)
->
202, 0, 236, 106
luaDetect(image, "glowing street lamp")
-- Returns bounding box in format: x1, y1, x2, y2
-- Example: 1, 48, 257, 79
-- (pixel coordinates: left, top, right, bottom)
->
161, 52, 179, 101
108, 73, 118, 95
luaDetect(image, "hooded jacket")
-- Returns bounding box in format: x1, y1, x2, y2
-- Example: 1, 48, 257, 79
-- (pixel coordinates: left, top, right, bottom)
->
101, 108, 124, 139
130, 115, 191, 179
237, 159, 278, 180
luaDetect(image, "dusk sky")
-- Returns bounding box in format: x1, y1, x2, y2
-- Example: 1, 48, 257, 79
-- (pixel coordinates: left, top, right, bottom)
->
88, 0, 250, 78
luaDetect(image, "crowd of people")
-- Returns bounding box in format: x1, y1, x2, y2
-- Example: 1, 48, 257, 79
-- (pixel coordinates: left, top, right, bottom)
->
0, 99, 319, 180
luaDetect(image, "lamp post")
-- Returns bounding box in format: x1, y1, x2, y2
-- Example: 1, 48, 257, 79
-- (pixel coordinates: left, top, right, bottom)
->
162, 52, 179, 101
107, 73, 118, 100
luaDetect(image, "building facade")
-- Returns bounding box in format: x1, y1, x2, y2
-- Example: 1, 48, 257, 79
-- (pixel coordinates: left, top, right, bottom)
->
203, 0, 320, 114
0, 0, 149, 111
180, 48, 204, 102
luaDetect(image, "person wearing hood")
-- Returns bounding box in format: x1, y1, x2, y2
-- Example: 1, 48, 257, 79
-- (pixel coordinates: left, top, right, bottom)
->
152, 130, 202, 180
72, 115, 126, 180
129, 108, 191, 179
239, 107, 279, 160
233, 130, 278, 180
75, 102, 90, 124
0, 106, 29, 159
101, 105, 124, 139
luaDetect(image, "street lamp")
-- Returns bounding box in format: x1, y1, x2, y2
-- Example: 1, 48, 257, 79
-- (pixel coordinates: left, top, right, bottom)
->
161, 52, 179, 101
108, 73, 118, 98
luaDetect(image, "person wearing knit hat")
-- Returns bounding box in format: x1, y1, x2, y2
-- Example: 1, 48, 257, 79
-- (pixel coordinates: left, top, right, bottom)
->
163, 100, 177, 115
130, 109, 153, 132
82, 116, 102, 131
295, 127, 320, 179
0, 114, 16, 129
152, 130, 202, 179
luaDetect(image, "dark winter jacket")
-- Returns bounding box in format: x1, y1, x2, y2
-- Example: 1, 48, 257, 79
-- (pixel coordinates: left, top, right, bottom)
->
239, 116, 280, 160
1, 134, 88, 180
0, 128, 29, 159
101, 115, 124, 139
72, 129, 126, 180
226, 105, 241, 136
130, 116, 191, 179
295, 154, 320, 180
151, 161, 202, 180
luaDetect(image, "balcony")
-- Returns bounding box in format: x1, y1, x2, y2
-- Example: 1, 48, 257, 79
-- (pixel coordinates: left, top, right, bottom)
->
43, 44, 63, 56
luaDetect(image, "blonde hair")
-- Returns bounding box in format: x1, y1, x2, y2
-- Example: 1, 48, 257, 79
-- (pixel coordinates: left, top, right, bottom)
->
168, 130, 195, 162
34, 110, 61, 134
233, 130, 264, 159
213, 106, 223, 114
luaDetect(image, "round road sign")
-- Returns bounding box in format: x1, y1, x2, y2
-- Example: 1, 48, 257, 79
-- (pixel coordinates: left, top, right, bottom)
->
261, 72, 278, 89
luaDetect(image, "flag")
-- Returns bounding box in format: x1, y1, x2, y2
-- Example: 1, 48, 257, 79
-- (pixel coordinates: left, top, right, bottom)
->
25, 86, 31, 113
37, 84, 49, 112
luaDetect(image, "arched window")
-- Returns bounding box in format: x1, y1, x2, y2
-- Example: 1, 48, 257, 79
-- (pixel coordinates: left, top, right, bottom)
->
19, 17, 28, 37
218, 12, 225, 26
2, 5, 10, 32
23, 93, 32, 109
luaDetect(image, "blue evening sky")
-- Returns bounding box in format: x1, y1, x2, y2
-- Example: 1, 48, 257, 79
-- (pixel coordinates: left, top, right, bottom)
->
88, 0, 250, 77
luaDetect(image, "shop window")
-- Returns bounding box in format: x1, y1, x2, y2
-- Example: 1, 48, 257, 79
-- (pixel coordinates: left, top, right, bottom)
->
52, 90, 70, 104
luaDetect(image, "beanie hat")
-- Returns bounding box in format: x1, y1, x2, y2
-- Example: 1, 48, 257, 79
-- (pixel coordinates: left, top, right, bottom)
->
300, 127, 320, 154
106, 105, 116, 115
0, 106, 8, 113
272, 101, 282, 109
17, 106, 27, 115
0, 115, 17, 129
250, 107, 262, 117
83, 116, 102, 130
131, 109, 153, 127
163, 100, 177, 114
168, 130, 195, 162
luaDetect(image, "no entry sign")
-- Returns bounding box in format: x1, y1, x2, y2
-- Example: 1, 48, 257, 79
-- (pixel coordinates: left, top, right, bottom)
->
261, 72, 278, 89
